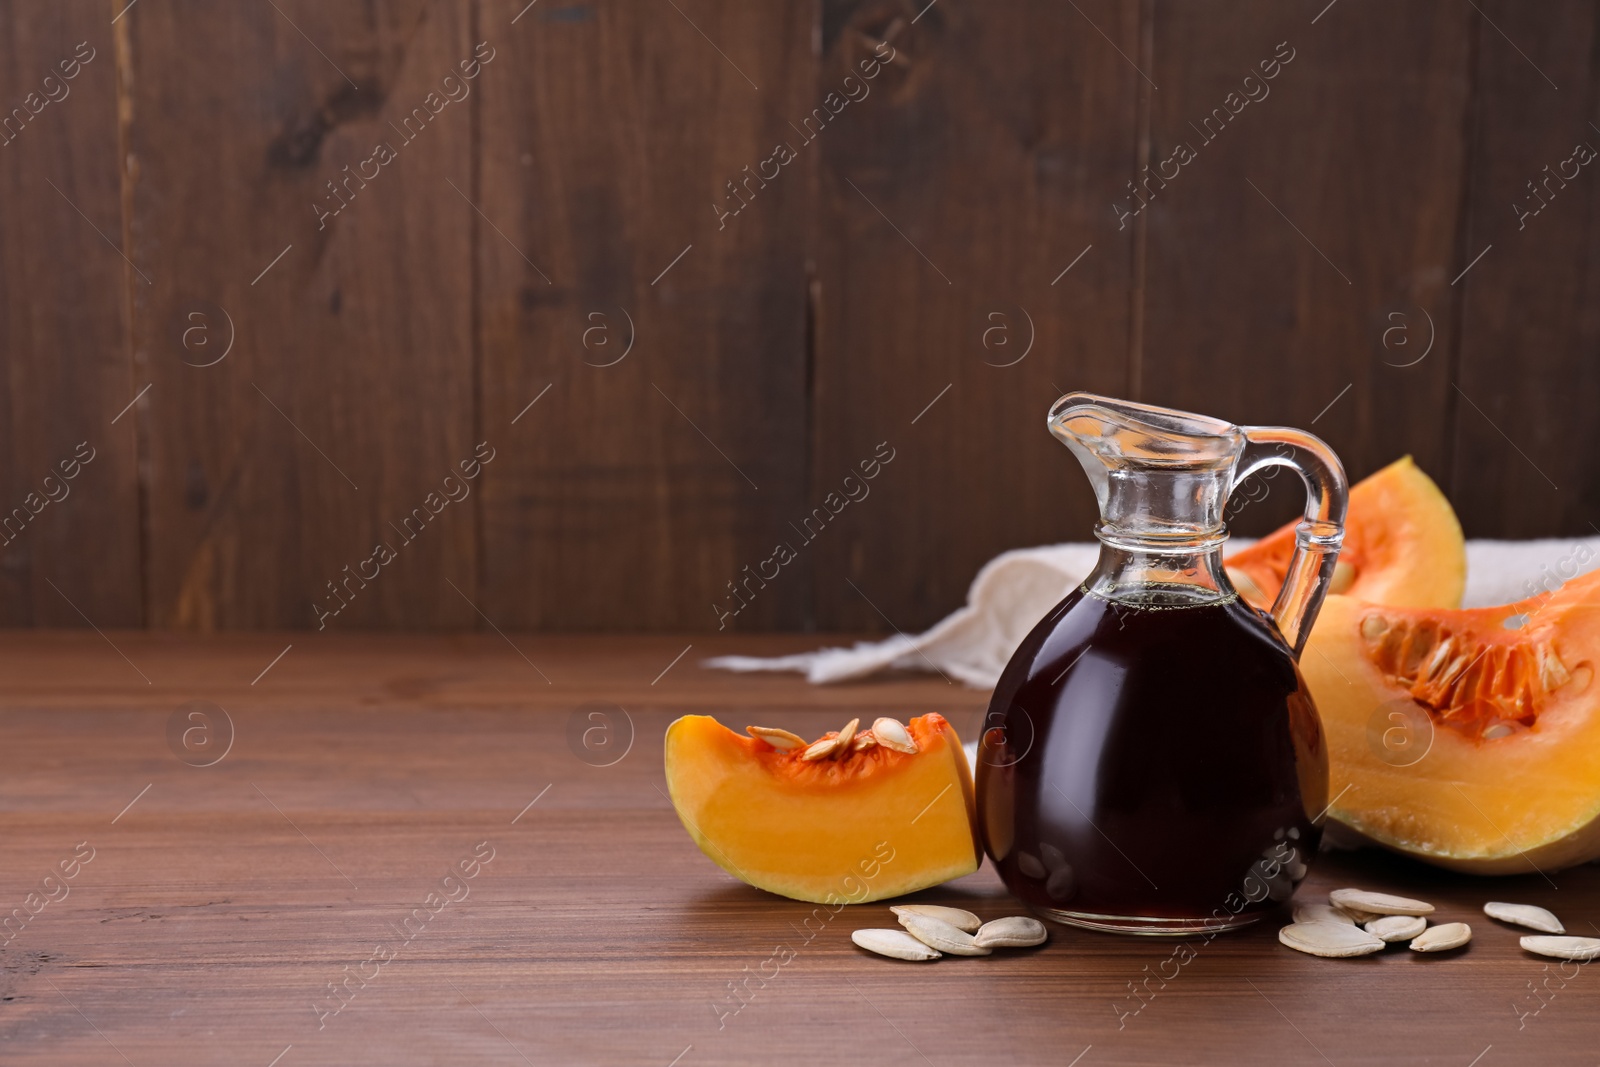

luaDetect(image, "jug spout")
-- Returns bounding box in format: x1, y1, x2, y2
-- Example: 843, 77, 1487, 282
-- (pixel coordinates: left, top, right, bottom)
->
1048, 392, 1348, 655
1048, 393, 1245, 550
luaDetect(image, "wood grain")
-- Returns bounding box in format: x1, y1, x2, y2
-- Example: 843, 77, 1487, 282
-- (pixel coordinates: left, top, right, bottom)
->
474, 0, 814, 630
2, 633, 1597, 1065
810, 0, 1141, 632
4, 2, 1600, 633
1450, 0, 1600, 538
126, 0, 480, 630
0, 1, 142, 626
1139, 0, 1474, 535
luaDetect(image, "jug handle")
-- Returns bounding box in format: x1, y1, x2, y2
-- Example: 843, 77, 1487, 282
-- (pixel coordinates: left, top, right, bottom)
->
1232, 427, 1348, 658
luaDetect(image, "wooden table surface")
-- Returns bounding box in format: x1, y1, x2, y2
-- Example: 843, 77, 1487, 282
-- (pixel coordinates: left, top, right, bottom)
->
1, 633, 1594, 1066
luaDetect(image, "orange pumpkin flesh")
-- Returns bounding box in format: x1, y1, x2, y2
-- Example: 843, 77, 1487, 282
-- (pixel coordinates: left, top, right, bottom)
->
1227, 456, 1465, 611
664, 714, 980, 903
1300, 571, 1600, 874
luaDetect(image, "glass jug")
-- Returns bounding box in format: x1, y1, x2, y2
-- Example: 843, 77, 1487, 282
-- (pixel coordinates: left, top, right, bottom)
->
975, 393, 1347, 935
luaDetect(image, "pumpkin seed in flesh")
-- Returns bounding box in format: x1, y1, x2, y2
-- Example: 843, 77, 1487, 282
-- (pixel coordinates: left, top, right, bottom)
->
872, 717, 919, 754
1278, 922, 1385, 958
801, 721, 858, 761
897, 913, 992, 956
1410, 922, 1471, 952
1329, 888, 1434, 916
890, 904, 981, 933
851, 928, 941, 961
1364, 915, 1427, 942
1520, 935, 1600, 961
1540, 646, 1571, 690
800, 735, 842, 761
747, 725, 806, 751
835, 718, 860, 750
973, 916, 1048, 948
1483, 901, 1564, 934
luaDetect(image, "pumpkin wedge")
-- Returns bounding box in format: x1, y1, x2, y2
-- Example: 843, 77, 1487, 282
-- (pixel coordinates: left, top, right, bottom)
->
1300, 570, 1600, 874
1227, 456, 1465, 610
664, 714, 980, 903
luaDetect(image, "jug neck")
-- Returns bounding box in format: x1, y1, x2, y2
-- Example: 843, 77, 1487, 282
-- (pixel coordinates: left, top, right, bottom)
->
1085, 540, 1235, 608
1047, 392, 1242, 549
1093, 467, 1232, 551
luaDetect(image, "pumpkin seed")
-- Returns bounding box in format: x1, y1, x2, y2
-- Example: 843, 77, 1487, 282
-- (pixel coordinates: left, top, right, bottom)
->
973, 916, 1048, 949
835, 718, 860, 749
1278, 921, 1385, 958
852, 731, 879, 751
872, 717, 919, 754
800, 735, 842, 761
1539, 646, 1572, 691
1483, 901, 1564, 934
889, 905, 981, 933
800, 719, 859, 761
851, 928, 941, 961
897, 912, 992, 956
1329, 888, 1434, 916
1292, 902, 1354, 926
1332, 903, 1383, 924
1410, 922, 1471, 953
746, 725, 807, 751
1520, 935, 1600, 961
1364, 915, 1427, 942
1424, 637, 1457, 678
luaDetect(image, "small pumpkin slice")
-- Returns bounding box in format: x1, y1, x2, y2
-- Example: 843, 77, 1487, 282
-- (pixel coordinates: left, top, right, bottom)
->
664, 714, 979, 903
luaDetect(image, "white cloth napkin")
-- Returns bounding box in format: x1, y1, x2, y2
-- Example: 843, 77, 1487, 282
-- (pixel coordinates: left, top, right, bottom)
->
706, 538, 1600, 689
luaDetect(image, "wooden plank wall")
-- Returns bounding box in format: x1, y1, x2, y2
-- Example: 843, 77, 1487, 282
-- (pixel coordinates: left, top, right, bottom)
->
475, 0, 813, 631
811, 0, 1138, 630
0, 0, 1596, 633
129, 0, 480, 630
1452, 0, 1600, 537
0, 3, 142, 626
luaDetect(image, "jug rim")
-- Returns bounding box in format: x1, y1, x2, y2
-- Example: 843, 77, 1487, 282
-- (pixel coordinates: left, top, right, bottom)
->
1048, 392, 1245, 471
